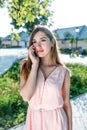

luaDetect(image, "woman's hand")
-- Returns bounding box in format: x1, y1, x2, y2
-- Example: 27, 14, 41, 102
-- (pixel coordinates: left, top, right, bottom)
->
28, 45, 39, 67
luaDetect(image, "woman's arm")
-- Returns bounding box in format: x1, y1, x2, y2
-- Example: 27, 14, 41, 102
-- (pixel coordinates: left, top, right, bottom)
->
20, 64, 38, 102
20, 45, 39, 102
62, 70, 72, 130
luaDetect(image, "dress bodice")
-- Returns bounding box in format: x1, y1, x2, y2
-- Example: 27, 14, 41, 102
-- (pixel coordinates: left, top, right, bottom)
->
28, 66, 68, 110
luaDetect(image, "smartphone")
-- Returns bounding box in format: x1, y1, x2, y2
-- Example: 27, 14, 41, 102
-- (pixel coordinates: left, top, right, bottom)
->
32, 51, 38, 57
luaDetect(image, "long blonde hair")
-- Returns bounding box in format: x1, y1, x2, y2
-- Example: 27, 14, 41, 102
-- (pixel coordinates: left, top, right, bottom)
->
20, 25, 65, 80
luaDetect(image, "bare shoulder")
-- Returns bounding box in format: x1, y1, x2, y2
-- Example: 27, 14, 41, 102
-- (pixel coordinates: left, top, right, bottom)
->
58, 65, 69, 71
58, 65, 71, 76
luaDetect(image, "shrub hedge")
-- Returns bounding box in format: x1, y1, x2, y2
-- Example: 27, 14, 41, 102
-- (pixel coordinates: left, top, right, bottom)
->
0, 61, 28, 129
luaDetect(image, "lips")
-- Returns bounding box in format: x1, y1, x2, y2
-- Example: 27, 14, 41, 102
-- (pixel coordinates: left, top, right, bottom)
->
37, 50, 44, 53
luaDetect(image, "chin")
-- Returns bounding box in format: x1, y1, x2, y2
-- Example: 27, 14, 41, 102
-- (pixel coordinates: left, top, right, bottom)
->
38, 54, 45, 58
38, 55, 44, 58
38, 52, 49, 58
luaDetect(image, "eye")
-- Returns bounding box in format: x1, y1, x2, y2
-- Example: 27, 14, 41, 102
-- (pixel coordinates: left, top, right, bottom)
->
41, 39, 46, 42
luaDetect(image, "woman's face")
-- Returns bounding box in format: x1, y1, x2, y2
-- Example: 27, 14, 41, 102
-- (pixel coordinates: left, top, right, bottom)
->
32, 31, 52, 58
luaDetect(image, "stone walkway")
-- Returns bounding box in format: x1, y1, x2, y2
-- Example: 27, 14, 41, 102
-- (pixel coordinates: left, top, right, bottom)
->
8, 92, 87, 130
71, 92, 87, 130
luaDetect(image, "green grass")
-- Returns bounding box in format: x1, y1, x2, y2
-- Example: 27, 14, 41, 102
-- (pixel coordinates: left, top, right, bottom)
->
0, 61, 87, 129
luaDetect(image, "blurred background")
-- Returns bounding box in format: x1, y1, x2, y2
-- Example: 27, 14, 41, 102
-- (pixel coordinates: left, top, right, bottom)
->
0, 0, 87, 129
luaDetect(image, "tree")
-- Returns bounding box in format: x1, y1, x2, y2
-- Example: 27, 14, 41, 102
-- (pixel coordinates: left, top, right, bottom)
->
11, 32, 20, 46
6, 0, 53, 34
0, 0, 4, 7
84, 38, 87, 43
0, 0, 8, 7
64, 32, 75, 49
69, 35, 75, 49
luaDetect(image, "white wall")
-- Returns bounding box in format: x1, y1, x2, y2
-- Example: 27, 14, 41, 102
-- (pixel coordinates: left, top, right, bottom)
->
58, 40, 87, 49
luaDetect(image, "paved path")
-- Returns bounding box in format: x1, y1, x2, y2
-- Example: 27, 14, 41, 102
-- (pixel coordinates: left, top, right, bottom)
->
71, 92, 87, 130
8, 92, 87, 130
0, 48, 28, 76
61, 54, 87, 66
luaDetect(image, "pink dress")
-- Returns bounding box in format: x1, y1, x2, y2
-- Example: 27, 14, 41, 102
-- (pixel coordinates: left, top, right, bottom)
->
25, 66, 68, 130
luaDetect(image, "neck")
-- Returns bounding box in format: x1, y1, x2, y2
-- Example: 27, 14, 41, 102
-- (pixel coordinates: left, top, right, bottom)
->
40, 55, 55, 67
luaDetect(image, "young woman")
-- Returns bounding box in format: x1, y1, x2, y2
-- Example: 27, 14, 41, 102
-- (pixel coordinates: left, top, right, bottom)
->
20, 25, 72, 130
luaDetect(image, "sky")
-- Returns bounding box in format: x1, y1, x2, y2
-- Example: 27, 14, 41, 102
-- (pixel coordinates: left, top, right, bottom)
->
0, 0, 87, 37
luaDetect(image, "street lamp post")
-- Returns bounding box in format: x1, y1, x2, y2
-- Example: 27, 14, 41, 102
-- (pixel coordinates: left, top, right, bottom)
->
75, 27, 79, 50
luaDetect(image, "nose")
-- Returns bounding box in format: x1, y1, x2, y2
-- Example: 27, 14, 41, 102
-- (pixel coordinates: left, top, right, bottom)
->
34, 41, 41, 47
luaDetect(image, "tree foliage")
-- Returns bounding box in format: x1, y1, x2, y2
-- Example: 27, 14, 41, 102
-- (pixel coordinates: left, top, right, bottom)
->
0, 0, 4, 7
11, 32, 20, 42
5, 0, 54, 33
84, 38, 87, 43
0, 0, 8, 7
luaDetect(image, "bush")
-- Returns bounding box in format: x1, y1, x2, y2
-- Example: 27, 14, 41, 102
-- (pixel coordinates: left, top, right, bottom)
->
82, 48, 87, 55
0, 61, 28, 129
60, 48, 87, 55
67, 63, 87, 98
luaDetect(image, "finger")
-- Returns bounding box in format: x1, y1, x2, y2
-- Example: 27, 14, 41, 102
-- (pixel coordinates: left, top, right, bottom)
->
31, 44, 36, 50
29, 46, 34, 52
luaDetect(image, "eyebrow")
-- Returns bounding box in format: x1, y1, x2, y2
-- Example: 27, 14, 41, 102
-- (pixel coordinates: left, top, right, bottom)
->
40, 36, 47, 39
